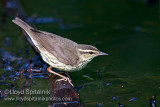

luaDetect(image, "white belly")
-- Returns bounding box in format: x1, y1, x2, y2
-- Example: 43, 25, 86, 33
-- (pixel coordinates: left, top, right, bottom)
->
40, 50, 88, 72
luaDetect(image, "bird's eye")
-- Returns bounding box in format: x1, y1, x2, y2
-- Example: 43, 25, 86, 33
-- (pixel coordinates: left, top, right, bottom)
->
89, 51, 94, 54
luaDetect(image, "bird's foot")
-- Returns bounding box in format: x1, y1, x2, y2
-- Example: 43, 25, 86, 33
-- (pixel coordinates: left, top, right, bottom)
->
56, 77, 73, 87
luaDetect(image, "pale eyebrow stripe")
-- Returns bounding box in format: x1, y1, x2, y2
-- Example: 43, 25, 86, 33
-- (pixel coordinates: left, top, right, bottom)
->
78, 49, 98, 53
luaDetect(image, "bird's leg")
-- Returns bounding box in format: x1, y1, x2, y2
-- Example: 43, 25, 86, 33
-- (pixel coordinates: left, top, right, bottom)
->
47, 66, 68, 79
47, 66, 73, 86
56, 78, 73, 87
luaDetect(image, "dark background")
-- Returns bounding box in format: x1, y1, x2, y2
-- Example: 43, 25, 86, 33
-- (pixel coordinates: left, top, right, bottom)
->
0, 0, 160, 106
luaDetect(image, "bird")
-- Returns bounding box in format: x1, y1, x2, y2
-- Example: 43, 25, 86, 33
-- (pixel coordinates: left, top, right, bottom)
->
12, 17, 108, 86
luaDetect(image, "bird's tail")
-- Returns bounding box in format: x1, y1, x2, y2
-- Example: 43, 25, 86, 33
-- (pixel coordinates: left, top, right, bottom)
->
12, 17, 32, 31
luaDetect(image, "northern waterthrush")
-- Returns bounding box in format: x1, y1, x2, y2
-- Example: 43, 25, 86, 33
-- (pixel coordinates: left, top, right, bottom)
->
12, 17, 108, 85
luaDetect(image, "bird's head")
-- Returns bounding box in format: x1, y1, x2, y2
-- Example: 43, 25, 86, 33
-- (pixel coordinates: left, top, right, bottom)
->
77, 44, 108, 62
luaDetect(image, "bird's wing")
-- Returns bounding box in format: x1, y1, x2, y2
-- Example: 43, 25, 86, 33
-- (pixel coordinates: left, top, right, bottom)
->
31, 29, 79, 66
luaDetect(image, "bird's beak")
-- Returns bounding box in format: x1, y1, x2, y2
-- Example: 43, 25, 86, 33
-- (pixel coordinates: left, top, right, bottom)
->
98, 52, 108, 56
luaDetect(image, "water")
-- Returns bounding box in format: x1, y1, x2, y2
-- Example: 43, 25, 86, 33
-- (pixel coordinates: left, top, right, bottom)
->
1, 0, 160, 106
